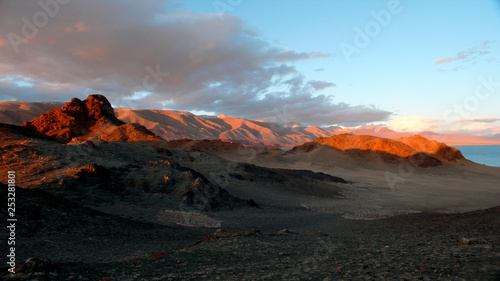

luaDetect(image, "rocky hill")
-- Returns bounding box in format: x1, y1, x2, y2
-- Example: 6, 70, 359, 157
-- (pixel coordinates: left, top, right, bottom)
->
290, 134, 465, 167
395, 135, 464, 162
21, 95, 160, 141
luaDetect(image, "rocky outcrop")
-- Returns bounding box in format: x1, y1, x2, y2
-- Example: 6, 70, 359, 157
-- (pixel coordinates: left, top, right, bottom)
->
122, 160, 258, 211
21, 95, 122, 139
21, 95, 161, 141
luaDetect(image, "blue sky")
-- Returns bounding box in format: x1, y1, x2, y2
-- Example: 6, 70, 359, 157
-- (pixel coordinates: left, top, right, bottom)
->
1, 0, 499, 136
179, 0, 500, 115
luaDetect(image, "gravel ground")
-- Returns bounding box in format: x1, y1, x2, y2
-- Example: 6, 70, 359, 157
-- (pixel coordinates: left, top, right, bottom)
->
2, 203, 499, 280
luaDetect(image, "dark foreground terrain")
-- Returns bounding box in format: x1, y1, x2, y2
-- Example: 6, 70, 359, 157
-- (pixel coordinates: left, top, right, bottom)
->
1, 185, 499, 281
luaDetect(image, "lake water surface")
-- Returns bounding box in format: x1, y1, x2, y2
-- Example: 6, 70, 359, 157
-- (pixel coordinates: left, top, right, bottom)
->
453, 145, 500, 167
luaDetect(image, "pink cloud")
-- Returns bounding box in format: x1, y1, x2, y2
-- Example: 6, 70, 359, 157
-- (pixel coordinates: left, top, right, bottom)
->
434, 57, 454, 64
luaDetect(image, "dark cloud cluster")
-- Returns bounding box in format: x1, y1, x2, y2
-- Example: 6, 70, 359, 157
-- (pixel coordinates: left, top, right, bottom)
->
0, 0, 391, 126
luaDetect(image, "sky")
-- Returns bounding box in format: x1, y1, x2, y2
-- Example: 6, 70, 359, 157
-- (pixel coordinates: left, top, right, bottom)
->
0, 0, 499, 137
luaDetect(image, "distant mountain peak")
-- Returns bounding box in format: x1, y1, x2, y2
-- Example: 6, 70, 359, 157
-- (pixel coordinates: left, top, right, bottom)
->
419, 131, 438, 135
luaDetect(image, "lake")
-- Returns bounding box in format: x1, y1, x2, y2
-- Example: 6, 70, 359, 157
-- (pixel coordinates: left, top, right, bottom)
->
453, 145, 500, 167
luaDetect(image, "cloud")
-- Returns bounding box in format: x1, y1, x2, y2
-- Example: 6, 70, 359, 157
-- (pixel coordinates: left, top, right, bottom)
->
368, 116, 500, 137
455, 40, 494, 61
458, 122, 492, 132
444, 117, 500, 136
0, 0, 390, 126
460, 117, 500, 123
433, 41, 496, 71
434, 57, 454, 64
483, 127, 500, 139
307, 80, 335, 91
448, 122, 500, 137
370, 116, 443, 133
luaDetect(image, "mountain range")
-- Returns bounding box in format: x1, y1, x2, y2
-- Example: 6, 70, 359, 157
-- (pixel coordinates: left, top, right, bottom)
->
1, 99, 499, 146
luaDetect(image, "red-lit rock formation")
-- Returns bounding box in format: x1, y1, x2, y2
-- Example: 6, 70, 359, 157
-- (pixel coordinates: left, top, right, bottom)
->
309, 134, 463, 167
21, 95, 160, 141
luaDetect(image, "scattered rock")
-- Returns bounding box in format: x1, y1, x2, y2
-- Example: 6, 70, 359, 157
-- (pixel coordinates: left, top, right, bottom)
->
16, 257, 59, 274
269, 229, 296, 236
193, 229, 263, 246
